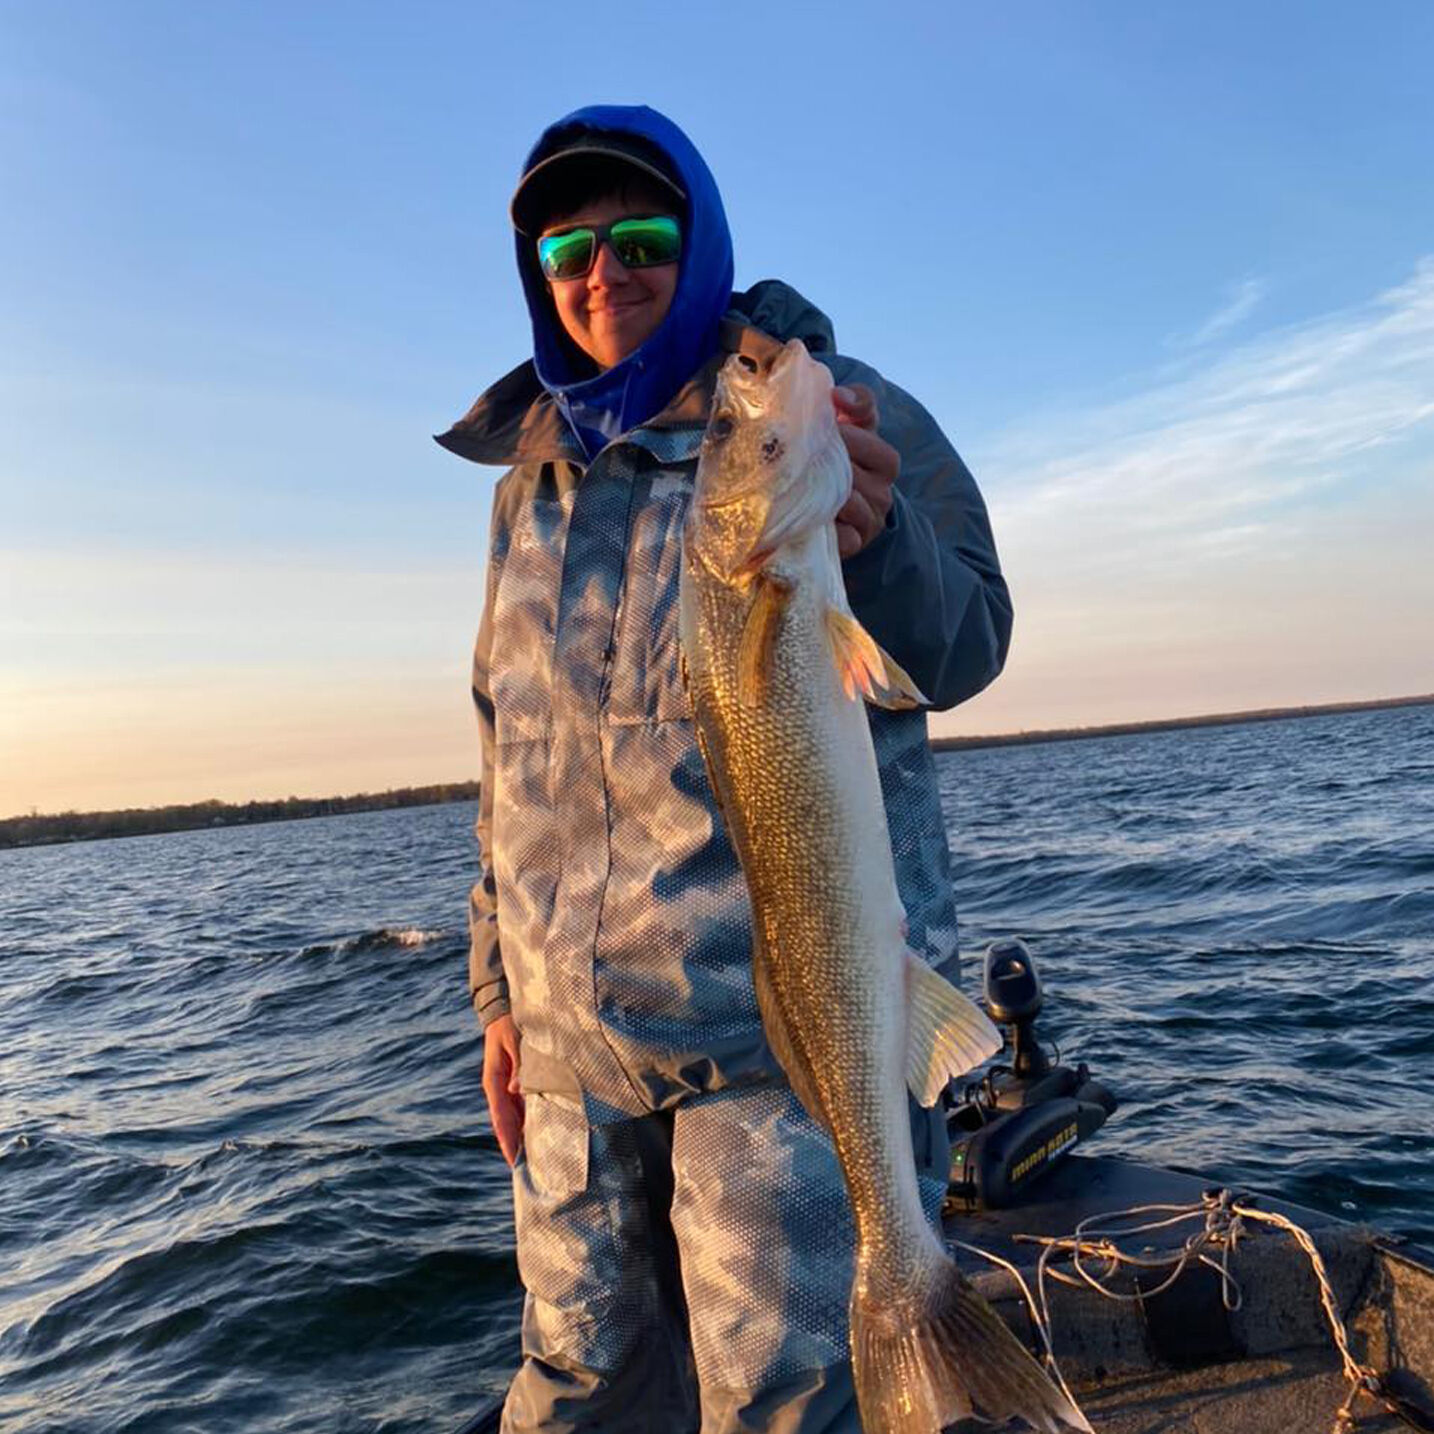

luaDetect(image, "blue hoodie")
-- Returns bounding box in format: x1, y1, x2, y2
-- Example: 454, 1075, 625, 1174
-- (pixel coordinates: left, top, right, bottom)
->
514, 104, 735, 459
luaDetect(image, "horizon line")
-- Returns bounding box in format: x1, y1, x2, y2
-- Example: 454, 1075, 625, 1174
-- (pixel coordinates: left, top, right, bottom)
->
4, 691, 1431, 833
931, 691, 1434, 752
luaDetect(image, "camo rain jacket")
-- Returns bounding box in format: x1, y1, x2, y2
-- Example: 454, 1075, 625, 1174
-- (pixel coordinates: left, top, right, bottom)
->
438, 278, 1012, 1121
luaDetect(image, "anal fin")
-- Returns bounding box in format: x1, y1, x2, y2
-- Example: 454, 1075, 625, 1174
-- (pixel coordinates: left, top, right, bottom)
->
905, 954, 1002, 1107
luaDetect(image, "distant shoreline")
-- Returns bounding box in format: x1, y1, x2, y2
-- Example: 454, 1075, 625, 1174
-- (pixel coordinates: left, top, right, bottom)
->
0, 783, 481, 851
930, 692, 1434, 752
4, 693, 1430, 850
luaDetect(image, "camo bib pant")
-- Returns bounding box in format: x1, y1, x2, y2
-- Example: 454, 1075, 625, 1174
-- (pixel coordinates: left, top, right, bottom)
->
500, 1082, 950, 1434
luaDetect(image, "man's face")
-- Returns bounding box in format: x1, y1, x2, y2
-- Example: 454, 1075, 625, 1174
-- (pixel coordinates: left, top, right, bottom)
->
542, 193, 680, 371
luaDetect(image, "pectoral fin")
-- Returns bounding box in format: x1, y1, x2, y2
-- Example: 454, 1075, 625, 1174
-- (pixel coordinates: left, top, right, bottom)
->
738, 574, 794, 708
905, 954, 1003, 1107
824, 608, 928, 710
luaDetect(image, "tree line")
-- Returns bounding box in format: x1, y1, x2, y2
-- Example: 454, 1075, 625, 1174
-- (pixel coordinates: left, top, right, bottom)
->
0, 783, 482, 850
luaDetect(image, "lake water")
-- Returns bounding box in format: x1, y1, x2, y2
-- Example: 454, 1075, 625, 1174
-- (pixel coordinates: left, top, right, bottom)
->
2, 704, 1431, 1432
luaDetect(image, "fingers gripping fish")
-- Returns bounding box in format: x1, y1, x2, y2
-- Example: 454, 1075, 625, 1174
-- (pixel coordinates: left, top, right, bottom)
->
678, 339, 1093, 1434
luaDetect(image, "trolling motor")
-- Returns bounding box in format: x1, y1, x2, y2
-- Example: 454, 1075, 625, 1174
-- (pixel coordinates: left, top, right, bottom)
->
945, 938, 1118, 1211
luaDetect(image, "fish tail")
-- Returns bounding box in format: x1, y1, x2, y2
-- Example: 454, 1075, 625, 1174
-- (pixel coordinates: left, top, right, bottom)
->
850, 1250, 1093, 1434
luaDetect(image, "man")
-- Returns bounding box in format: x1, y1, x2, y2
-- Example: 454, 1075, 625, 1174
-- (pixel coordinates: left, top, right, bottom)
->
437, 104, 1013, 1434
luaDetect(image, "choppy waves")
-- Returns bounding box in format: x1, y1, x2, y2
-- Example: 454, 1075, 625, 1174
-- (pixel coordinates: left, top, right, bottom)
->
0, 818, 519, 1433
940, 704, 1434, 1243
1, 704, 1431, 1431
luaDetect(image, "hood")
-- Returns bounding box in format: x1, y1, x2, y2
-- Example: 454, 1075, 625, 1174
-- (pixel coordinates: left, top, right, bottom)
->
435, 280, 839, 468
515, 105, 735, 458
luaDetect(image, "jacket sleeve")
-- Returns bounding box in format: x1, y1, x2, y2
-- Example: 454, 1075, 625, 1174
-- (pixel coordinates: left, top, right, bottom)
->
467, 515, 510, 1030
830, 357, 1014, 712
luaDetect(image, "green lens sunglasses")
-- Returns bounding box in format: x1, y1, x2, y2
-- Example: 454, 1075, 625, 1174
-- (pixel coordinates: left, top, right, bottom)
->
537, 215, 682, 282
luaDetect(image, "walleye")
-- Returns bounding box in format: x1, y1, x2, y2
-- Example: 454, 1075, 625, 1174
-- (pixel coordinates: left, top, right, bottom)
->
678, 339, 1092, 1434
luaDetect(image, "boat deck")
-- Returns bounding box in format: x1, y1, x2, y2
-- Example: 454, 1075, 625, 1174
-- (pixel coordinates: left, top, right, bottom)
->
458, 1155, 1434, 1433
943, 1151, 1344, 1262
944, 1156, 1434, 1434
1071, 1348, 1411, 1433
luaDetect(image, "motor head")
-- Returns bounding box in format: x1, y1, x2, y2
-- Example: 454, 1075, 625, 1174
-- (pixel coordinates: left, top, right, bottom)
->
983, 938, 1049, 1081
984, 938, 1043, 1024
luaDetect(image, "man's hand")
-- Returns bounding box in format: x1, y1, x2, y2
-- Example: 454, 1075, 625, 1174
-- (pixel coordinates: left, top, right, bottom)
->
482, 1012, 524, 1166
833, 384, 898, 559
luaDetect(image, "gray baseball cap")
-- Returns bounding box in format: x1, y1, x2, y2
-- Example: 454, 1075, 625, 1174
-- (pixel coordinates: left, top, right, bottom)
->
510, 132, 686, 237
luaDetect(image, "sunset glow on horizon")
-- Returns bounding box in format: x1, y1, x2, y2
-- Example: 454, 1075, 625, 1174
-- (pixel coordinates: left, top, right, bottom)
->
4, 4, 1432, 819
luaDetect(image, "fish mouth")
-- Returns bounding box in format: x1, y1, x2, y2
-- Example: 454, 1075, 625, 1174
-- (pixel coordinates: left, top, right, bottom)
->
719, 338, 802, 391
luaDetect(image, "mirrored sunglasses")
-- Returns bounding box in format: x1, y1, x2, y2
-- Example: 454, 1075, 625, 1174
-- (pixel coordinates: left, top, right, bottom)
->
537, 215, 682, 282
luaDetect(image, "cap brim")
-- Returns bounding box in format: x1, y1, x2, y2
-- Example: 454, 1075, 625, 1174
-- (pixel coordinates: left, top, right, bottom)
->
510, 143, 686, 236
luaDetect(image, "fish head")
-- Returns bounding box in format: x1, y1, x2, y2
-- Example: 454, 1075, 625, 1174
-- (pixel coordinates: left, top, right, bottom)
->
686, 338, 851, 583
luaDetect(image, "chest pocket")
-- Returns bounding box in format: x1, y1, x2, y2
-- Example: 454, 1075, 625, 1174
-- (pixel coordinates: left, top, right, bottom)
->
607, 468, 695, 725
490, 495, 570, 744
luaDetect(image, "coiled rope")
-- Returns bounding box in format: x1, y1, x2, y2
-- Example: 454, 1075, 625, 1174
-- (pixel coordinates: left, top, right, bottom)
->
952, 1189, 1432, 1433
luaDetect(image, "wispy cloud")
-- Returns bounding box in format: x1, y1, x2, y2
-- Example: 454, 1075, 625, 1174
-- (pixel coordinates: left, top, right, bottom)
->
980, 257, 1434, 579
1170, 277, 1266, 349
943, 258, 1434, 731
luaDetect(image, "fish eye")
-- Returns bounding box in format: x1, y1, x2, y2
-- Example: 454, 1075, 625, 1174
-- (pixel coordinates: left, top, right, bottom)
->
735, 354, 759, 373
709, 413, 737, 442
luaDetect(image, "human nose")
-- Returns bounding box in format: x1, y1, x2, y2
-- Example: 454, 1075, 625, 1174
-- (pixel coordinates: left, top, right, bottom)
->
587, 239, 629, 287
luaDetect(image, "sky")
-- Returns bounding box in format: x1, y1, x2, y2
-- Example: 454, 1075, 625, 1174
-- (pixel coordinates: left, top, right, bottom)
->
3, 1, 1432, 816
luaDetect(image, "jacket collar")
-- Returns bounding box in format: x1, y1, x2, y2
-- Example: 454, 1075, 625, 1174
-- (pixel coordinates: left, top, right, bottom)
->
434, 317, 785, 468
